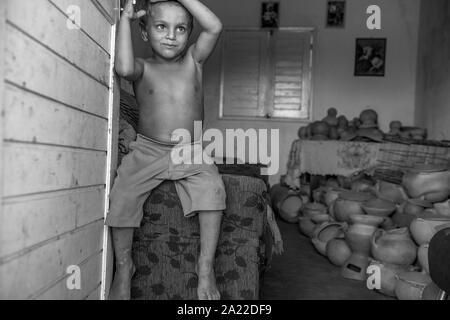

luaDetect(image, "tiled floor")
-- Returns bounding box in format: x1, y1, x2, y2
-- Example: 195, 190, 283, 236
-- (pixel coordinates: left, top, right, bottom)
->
261, 219, 393, 300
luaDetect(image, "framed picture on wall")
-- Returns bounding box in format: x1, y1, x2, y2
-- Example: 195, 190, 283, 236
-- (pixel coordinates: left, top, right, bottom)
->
261, 2, 280, 29
326, 1, 346, 28
354, 38, 387, 77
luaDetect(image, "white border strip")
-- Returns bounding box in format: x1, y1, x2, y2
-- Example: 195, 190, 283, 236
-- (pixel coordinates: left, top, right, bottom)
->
100, 22, 117, 301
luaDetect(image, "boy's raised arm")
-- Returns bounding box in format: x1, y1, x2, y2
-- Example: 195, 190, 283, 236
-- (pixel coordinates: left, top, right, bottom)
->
115, 0, 146, 81
178, 0, 223, 64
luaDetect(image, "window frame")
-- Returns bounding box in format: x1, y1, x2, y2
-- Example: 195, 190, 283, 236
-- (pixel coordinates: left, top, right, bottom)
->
219, 27, 315, 122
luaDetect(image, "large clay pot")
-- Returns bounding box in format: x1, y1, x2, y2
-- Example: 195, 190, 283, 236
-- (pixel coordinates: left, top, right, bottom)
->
371, 228, 417, 266
374, 181, 408, 205
326, 239, 352, 266
334, 191, 373, 223
402, 165, 450, 203
342, 214, 384, 281
368, 260, 410, 297
359, 109, 378, 128
395, 271, 432, 300
409, 217, 450, 246
417, 244, 429, 274
362, 198, 397, 217
298, 217, 317, 238
311, 222, 347, 255
270, 184, 303, 223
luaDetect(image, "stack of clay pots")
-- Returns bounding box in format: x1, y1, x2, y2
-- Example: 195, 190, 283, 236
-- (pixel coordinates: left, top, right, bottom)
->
297, 107, 429, 143
290, 168, 450, 300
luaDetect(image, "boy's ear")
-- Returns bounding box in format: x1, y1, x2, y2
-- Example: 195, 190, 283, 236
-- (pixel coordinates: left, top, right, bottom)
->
139, 20, 149, 42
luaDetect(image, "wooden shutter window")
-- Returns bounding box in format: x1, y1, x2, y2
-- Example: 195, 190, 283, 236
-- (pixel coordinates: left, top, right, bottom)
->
220, 29, 314, 120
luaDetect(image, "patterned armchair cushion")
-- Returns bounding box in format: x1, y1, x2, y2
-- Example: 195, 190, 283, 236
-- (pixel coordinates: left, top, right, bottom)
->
131, 174, 269, 300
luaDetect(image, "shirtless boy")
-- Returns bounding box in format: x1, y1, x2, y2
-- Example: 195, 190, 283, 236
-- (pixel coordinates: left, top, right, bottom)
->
106, 0, 225, 300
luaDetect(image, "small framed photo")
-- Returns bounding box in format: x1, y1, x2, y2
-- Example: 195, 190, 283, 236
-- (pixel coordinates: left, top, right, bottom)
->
261, 2, 280, 29
326, 1, 346, 28
354, 38, 387, 77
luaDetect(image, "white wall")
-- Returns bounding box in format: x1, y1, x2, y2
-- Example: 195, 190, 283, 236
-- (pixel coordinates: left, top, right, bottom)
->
415, 0, 450, 140
131, 0, 421, 185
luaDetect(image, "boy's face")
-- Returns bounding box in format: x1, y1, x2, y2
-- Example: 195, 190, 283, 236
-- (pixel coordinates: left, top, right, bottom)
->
145, 3, 191, 60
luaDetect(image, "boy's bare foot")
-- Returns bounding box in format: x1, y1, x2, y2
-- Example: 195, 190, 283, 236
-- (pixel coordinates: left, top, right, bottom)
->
108, 262, 136, 300
197, 260, 221, 300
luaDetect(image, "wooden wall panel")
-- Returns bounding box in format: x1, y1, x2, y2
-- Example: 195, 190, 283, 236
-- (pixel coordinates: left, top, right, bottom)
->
1, 0, 118, 300
6, 0, 110, 85
50, 0, 112, 52
1, 186, 105, 257
0, 221, 103, 300
4, 84, 108, 150
3, 143, 106, 197
36, 251, 103, 300
5, 25, 109, 119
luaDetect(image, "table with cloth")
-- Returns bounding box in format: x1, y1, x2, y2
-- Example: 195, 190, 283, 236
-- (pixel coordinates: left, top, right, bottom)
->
285, 139, 450, 189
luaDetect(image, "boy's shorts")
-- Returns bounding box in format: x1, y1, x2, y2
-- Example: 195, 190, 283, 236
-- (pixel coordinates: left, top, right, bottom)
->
105, 134, 227, 228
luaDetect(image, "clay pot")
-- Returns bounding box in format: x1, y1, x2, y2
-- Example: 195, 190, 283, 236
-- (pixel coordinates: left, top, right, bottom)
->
371, 228, 417, 266
346, 215, 384, 256
270, 184, 303, 223
388, 121, 402, 136
374, 181, 409, 205
337, 115, 348, 128
433, 200, 450, 218
304, 203, 330, 224
368, 260, 410, 297
326, 239, 352, 267
417, 244, 429, 274
298, 126, 308, 139
359, 109, 378, 128
342, 214, 383, 281
402, 165, 450, 203
311, 121, 331, 139
395, 271, 432, 300
421, 282, 443, 300
362, 198, 397, 217
311, 222, 347, 256
334, 191, 373, 223
322, 108, 338, 127
409, 217, 450, 246
298, 217, 316, 238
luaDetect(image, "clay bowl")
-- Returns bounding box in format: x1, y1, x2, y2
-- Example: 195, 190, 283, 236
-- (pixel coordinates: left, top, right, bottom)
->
362, 198, 397, 217
350, 214, 385, 227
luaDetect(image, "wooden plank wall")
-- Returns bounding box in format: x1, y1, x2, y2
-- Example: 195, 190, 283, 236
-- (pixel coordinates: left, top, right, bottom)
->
0, 0, 118, 300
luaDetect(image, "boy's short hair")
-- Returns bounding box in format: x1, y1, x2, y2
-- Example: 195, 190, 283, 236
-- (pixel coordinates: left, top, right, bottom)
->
139, 0, 194, 31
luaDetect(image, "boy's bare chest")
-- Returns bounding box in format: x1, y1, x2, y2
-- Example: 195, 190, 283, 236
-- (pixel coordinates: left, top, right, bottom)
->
143, 62, 201, 93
